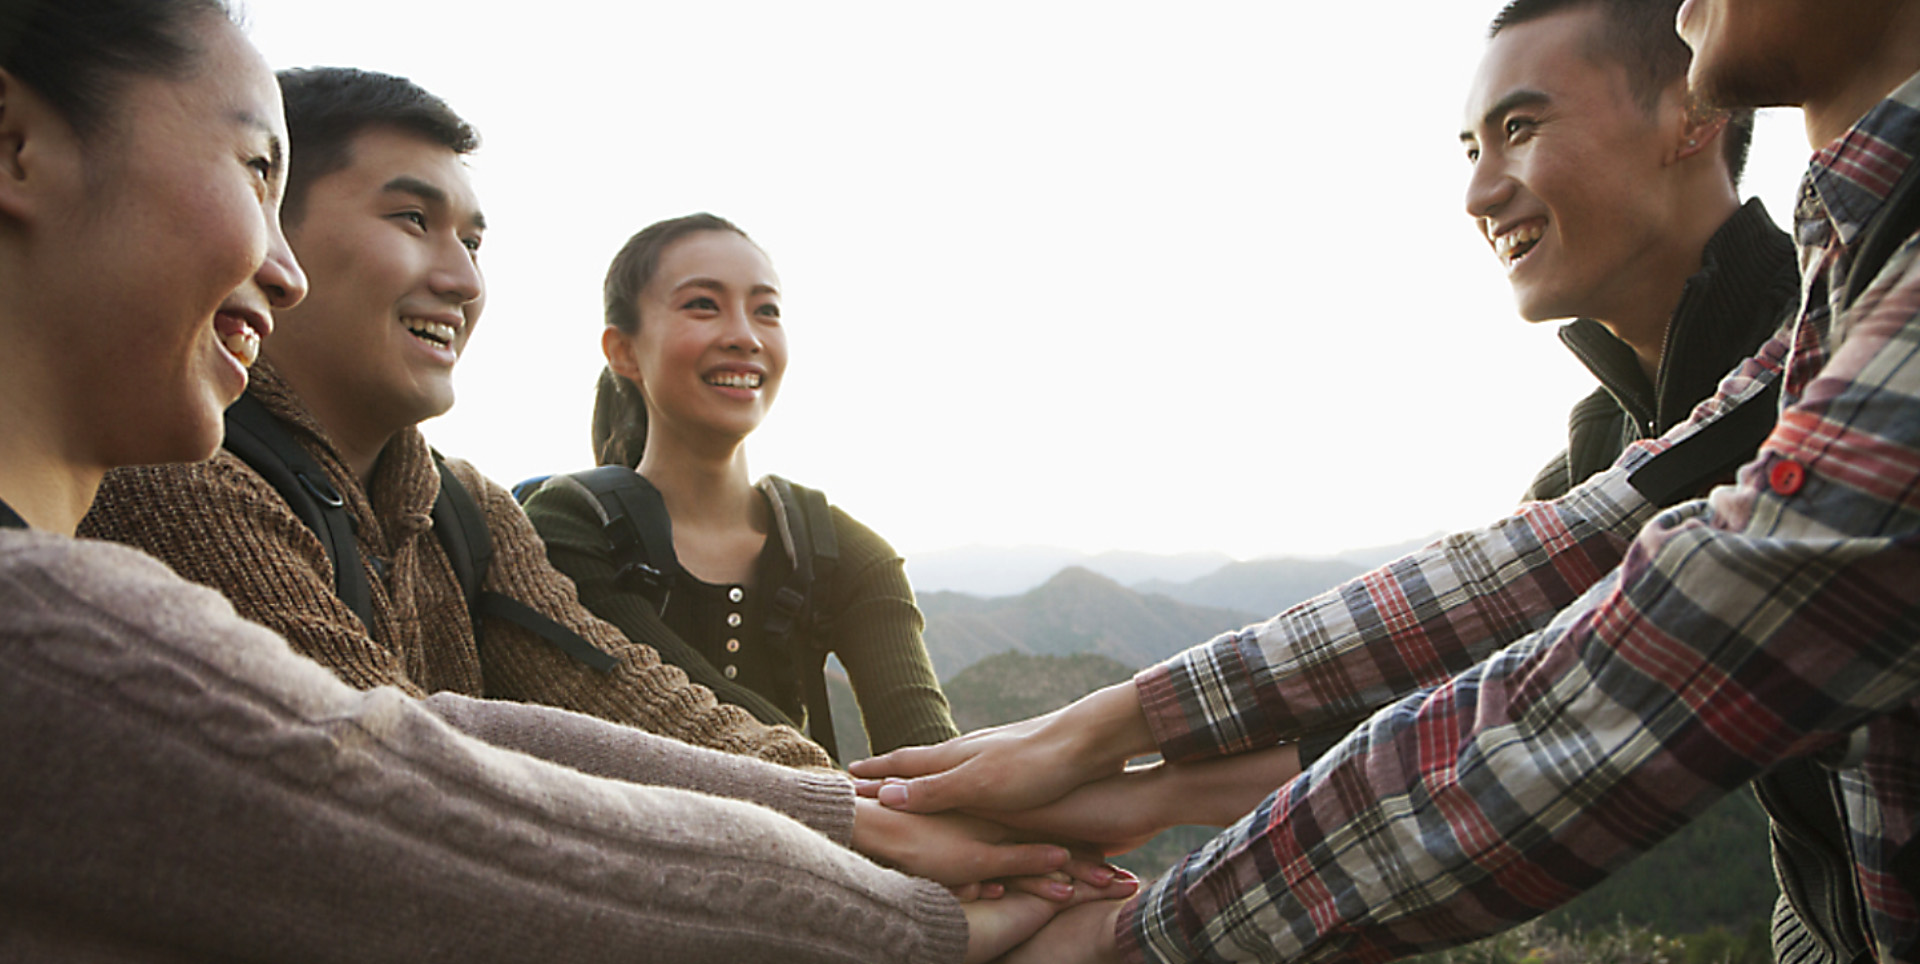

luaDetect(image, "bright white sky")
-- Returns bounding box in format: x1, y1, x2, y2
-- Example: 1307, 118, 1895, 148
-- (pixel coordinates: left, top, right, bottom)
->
245, 1, 1815, 561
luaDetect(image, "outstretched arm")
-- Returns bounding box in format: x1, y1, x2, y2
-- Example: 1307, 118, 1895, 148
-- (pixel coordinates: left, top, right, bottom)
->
849, 681, 1158, 814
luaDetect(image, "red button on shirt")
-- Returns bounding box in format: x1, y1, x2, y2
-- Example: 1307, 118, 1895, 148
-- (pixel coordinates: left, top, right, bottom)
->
1769, 459, 1806, 495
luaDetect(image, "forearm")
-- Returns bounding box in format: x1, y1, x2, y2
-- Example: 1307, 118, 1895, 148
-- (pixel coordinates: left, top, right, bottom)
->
1, 535, 969, 964
421, 691, 853, 840
832, 551, 959, 753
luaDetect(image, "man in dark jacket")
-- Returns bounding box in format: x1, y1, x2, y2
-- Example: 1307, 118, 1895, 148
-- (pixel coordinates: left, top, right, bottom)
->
1461, 0, 1799, 504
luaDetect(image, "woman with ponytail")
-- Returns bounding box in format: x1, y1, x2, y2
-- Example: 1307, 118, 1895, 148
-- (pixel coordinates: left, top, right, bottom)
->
524, 214, 958, 760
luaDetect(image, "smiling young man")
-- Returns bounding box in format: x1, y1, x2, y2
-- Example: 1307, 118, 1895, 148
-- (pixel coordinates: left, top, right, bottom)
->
77, 68, 835, 772
858, 0, 1920, 959
1463, 0, 1797, 503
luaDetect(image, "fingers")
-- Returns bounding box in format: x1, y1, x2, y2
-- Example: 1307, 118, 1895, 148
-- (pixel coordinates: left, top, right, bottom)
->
850, 740, 965, 781
960, 893, 1061, 964
972, 841, 1071, 882
1001, 872, 1076, 902
949, 881, 1007, 902
1059, 856, 1122, 889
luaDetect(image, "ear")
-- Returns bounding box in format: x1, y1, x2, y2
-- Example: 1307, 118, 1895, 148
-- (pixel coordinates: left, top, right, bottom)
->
0, 68, 78, 224
1673, 108, 1729, 165
602, 325, 643, 385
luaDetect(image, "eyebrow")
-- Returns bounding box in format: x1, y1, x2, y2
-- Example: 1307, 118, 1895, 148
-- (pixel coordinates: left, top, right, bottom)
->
1460, 88, 1551, 142
674, 278, 780, 297
381, 175, 488, 231
232, 110, 285, 174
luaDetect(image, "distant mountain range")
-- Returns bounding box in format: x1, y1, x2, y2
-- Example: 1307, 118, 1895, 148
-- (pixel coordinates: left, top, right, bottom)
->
903, 534, 1439, 598
916, 567, 1261, 680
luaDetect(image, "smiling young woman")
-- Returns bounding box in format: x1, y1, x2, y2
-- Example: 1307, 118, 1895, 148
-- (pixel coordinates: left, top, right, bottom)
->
522, 214, 960, 762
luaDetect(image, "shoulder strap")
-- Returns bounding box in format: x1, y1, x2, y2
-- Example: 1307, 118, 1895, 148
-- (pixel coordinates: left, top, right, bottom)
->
1626, 380, 1781, 508
222, 394, 374, 630
765, 476, 841, 762
432, 458, 619, 674
569, 465, 678, 609
430, 454, 492, 612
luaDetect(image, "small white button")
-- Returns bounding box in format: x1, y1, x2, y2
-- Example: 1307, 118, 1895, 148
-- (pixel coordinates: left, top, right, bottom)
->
723, 665, 738, 679
726, 613, 743, 627
726, 638, 741, 652
728, 587, 745, 603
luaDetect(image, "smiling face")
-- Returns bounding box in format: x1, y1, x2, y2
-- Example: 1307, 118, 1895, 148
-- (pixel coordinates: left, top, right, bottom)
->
30, 16, 306, 467
1462, 6, 1692, 325
266, 125, 484, 455
605, 230, 785, 451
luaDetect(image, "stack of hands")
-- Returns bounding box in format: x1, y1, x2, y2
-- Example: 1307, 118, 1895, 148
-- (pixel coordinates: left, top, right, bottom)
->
845, 682, 1302, 963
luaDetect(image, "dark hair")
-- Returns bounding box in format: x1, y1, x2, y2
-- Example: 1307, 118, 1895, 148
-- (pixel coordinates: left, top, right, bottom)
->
1489, 0, 1755, 185
275, 67, 479, 225
0, 0, 233, 138
593, 212, 754, 468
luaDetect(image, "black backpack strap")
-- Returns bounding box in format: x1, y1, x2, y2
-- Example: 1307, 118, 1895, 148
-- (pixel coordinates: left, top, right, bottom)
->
430, 454, 491, 613
223, 394, 374, 630
570, 465, 678, 611
431, 457, 618, 675
766, 476, 841, 763
1627, 379, 1781, 507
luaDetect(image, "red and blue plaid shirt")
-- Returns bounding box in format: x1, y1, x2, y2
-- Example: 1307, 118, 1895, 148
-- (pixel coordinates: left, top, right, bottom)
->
1124, 72, 1920, 964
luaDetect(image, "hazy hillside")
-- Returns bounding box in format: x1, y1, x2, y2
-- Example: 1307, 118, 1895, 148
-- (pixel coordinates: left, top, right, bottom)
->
941, 651, 1134, 731
1135, 556, 1366, 616
917, 566, 1258, 679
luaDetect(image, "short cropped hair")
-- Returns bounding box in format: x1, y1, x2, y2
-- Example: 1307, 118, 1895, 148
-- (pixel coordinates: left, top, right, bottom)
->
275, 67, 479, 225
1490, 0, 1753, 185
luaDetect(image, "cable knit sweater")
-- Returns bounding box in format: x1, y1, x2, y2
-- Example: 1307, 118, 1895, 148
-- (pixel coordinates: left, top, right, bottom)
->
79, 364, 829, 770
0, 527, 967, 961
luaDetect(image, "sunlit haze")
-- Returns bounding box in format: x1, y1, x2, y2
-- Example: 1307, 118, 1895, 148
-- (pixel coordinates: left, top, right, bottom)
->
248, 1, 1814, 562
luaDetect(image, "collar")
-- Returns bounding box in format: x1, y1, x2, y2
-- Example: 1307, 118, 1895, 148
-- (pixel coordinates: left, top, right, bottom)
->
1559, 197, 1797, 434
243, 360, 439, 548
0, 495, 27, 530
1801, 69, 1920, 252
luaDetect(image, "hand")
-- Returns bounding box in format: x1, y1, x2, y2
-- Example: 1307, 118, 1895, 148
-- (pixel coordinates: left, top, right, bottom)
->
961, 879, 1138, 964
994, 898, 1128, 964
852, 797, 1072, 887
849, 681, 1156, 815
978, 745, 1302, 854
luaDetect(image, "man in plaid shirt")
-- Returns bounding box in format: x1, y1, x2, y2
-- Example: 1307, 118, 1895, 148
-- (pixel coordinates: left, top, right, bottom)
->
854, 0, 1920, 960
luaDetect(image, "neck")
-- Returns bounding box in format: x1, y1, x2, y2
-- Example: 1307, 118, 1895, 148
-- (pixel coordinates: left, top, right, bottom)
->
636, 427, 759, 531
0, 453, 98, 535
268, 363, 402, 490
1803, 10, 1920, 148
1593, 184, 1742, 383
0, 309, 105, 534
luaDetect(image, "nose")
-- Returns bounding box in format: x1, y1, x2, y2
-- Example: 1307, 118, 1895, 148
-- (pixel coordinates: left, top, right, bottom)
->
718, 304, 763, 353
260, 210, 308, 310
1464, 151, 1515, 227
430, 237, 485, 307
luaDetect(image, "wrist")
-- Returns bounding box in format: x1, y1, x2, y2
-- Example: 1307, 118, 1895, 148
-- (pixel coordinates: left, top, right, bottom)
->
851, 797, 900, 866
1056, 681, 1156, 775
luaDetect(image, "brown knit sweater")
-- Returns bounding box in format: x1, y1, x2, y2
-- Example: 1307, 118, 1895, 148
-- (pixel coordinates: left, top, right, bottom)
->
0, 528, 967, 961
79, 364, 829, 770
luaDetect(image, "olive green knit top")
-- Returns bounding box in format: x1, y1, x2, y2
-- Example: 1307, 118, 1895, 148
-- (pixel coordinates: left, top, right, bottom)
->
523, 474, 958, 757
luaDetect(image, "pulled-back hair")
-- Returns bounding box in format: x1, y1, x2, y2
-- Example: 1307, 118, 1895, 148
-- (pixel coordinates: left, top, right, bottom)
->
275, 67, 479, 225
0, 0, 233, 138
593, 213, 754, 468
1489, 0, 1754, 185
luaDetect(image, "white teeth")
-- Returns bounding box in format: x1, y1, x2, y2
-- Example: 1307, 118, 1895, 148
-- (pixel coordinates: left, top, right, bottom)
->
1494, 223, 1545, 264
705, 371, 762, 390
406, 320, 457, 346
221, 327, 260, 369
